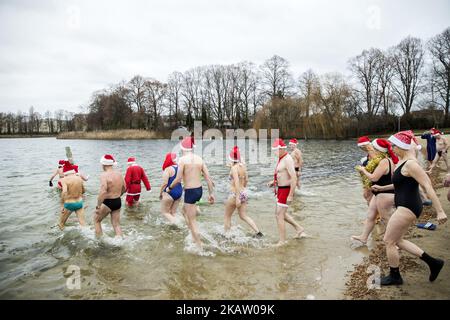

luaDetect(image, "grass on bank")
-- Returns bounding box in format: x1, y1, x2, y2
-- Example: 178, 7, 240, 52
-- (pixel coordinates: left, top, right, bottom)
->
57, 130, 166, 140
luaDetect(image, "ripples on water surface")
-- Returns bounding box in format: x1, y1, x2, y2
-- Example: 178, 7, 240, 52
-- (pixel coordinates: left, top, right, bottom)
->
0, 138, 369, 299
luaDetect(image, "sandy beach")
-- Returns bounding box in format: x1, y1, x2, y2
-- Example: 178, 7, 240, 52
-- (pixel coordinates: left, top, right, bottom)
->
345, 136, 450, 299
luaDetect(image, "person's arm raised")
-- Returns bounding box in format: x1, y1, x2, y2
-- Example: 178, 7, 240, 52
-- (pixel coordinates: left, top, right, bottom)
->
408, 161, 447, 224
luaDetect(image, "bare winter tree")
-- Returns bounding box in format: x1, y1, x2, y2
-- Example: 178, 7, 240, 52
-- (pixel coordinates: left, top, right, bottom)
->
127, 75, 147, 128
144, 79, 167, 130
428, 27, 450, 124
167, 71, 184, 127
298, 69, 320, 117
316, 73, 352, 138
182, 67, 203, 127
391, 36, 425, 115
260, 55, 293, 99
378, 50, 397, 116
348, 48, 383, 116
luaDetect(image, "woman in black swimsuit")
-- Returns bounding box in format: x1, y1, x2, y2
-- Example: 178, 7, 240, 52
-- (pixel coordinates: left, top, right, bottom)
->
352, 138, 397, 245
381, 131, 447, 285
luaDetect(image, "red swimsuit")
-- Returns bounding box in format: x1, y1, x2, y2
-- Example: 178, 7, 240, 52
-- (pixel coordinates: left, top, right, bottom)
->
274, 153, 290, 207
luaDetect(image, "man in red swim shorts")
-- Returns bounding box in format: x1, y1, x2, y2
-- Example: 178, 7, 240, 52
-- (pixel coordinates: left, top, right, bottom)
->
268, 139, 306, 245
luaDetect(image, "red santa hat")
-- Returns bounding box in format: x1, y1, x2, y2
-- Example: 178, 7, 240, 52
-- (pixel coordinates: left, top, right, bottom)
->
388, 131, 414, 150
357, 136, 371, 147
372, 138, 399, 164
58, 159, 65, 165
162, 153, 177, 171
229, 146, 241, 162
100, 154, 117, 166
431, 128, 443, 137
63, 163, 76, 175
272, 138, 287, 150
180, 136, 195, 151
289, 138, 298, 145
127, 157, 136, 165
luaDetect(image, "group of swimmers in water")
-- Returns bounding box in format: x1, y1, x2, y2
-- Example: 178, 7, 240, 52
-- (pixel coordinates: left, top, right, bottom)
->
49, 128, 449, 287
49, 136, 305, 248
353, 128, 448, 286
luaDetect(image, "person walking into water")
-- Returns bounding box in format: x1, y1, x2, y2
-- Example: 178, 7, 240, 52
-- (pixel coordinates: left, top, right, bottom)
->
167, 136, 215, 249
352, 138, 398, 245
124, 157, 151, 207
380, 131, 447, 285
94, 154, 126, 238
288, 138, 303, 189
224, 146, 263, 237
49, 160, 65, 189
160, 152, 183, 224
268, 139, 305, 246
58, 162, 86, 229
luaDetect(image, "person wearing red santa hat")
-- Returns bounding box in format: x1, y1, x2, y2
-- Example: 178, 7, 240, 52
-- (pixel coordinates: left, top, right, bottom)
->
124, 157, 151, 207
58, 163, 86, 230
166, 136, 215, 248
288, 138, 303, 189
224, 146, 263, 237
267, 138, 306, 245
379, 131, 447, 285
49, 160, 66, 188
352, 138, 397, 245
160, 153, 183, 224
94, 154, 125, 238
427, 128, 449, 174
356, 136, 379, 204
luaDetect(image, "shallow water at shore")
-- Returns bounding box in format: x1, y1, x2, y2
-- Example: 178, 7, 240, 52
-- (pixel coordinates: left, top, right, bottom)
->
0, 138, 369, 299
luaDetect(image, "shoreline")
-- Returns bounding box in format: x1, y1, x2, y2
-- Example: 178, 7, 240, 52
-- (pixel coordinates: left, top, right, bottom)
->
0, 134, 57, 139
344, 148, 450, 299
1, 128, 448, 141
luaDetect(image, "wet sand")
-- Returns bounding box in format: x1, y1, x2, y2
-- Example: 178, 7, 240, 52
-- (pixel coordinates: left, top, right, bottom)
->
345, 147, 450, 300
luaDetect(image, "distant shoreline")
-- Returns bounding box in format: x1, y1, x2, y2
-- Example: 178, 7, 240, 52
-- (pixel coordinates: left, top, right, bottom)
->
0, 134, 57, 139
56, 129, 166, 140
1, 128, 448, 141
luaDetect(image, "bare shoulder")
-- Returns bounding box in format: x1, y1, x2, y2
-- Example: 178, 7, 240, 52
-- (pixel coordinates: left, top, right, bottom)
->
285, 154, 295, 164
403, 159, 421, 174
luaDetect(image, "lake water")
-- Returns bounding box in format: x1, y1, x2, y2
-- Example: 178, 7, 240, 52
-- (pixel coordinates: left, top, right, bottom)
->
0, 138, 370, 299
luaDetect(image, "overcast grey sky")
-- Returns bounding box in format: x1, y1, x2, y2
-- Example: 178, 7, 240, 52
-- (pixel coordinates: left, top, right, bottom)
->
0, 0, 449, 114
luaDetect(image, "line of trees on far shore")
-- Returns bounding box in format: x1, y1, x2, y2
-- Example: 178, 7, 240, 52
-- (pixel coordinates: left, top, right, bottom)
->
1, 27, 449, 139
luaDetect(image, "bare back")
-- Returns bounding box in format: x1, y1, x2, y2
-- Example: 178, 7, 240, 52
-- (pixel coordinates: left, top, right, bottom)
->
101, 170, 124, 199
61, 175, 84, 202
229, 164, 248, 193
291, 148, 303, 168
179, 153, 204, 189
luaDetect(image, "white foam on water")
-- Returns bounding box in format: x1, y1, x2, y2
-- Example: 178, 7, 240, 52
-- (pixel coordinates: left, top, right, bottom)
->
58, 225, 152, 250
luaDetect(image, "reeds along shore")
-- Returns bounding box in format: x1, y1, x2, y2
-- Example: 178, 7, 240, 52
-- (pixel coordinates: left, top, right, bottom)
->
56, 130, 166, 140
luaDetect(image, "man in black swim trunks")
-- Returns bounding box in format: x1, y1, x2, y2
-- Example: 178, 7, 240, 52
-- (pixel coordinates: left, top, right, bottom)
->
167, 136, 215, 249
94, 154, 126, 238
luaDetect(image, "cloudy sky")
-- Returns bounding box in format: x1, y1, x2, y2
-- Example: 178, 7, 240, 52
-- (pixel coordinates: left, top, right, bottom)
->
0, 0, 449, 114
